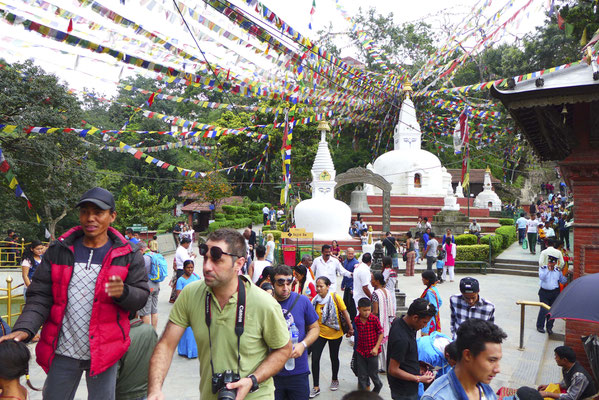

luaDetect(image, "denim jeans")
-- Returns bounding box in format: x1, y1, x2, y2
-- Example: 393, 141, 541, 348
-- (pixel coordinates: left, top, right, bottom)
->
274, 372, 310, 400
43, 354, 118, 400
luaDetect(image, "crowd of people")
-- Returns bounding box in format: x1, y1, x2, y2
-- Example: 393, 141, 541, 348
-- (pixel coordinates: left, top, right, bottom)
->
0, 185, 594, 400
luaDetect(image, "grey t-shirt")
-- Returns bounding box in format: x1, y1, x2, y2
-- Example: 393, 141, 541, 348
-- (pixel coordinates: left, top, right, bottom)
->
56, 237, 112, 360
426, 239, 439, 257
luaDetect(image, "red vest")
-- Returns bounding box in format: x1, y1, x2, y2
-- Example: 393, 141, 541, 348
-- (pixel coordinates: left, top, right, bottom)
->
36, 226, 134, 376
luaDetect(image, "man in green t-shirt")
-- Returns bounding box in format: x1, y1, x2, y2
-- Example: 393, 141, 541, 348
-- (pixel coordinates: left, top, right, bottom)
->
148, 228, 291, 400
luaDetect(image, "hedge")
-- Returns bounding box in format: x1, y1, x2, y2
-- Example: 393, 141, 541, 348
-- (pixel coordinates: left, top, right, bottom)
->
252, 214, 263, 225
263, 230, 282, 241
214, 213, 225, 220
499, 218, 514, 226
455, 234, 478, 245
495, 226, 517, 249
221, 205, 236, 215
225, 214, 236, 221
456, 244, 489, 262
481, 235, 502, 254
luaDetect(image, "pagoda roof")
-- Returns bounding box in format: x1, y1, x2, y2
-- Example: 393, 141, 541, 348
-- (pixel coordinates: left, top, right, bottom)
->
490, 62, 599, 161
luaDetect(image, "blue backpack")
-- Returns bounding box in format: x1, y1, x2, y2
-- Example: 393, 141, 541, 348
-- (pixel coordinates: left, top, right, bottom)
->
147, 252, 168, 282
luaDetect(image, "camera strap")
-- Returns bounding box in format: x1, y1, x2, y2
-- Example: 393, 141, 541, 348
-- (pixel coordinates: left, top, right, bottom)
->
206, 275, 247, 376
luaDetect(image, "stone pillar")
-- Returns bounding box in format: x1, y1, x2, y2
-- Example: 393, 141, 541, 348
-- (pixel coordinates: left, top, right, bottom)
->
559, 102, 599, 374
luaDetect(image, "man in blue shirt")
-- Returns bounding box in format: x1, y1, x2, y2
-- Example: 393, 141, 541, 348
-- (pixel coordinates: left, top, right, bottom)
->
422, 318, 507, 400
342, 247, 359, 323
272, 265, 320, 400
537, 256, 567, 334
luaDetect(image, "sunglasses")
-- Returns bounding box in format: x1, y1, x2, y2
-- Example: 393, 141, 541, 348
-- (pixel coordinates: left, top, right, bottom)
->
274, 278, 294, 286
198, 243, 244, 261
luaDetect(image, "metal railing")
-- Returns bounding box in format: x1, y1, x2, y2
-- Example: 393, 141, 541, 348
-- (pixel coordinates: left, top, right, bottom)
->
516, 300, 550, 350
0, 240, 25, 268
0, 276, 24, 326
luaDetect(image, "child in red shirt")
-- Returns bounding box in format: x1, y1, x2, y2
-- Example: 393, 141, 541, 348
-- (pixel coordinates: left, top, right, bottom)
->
354, 297, 384, 393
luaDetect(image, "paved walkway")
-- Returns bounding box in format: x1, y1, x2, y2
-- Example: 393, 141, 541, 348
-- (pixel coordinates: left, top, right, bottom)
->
26, 242, 561, 399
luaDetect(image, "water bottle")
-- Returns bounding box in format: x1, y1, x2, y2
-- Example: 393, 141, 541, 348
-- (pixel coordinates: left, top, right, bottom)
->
285, 323, 299, 370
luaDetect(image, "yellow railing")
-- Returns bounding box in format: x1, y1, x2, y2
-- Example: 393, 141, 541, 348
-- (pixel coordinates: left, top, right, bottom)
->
0, 276, 24, 326
516, 300, 550, 350
0, 240, 25, 268
0, 240, 50, 268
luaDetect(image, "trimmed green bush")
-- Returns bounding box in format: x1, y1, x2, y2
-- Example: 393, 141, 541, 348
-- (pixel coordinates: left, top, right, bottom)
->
264, 230, 282, 241
252, 215, 263, 225
456, 244, 489, 262
214, 213, 225, 220
481, 235, 502, 254
455, 234, 478, 245
499, 218, 514, 226
495, 226, 517, 249
225, 214, 236, 221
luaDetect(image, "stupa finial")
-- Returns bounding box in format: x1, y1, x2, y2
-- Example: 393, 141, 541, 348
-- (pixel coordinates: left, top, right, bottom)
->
317, 120, 330, 142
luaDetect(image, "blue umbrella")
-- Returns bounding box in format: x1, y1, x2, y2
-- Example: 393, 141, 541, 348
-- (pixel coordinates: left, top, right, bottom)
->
549, 273, 599, 323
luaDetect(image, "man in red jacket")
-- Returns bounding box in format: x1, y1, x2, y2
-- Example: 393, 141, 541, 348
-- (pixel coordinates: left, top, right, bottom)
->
0, 187, 149, 400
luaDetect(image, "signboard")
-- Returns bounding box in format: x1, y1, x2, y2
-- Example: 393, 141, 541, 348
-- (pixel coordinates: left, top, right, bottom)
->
289, 228, 306, 233
284, 231, 313, 239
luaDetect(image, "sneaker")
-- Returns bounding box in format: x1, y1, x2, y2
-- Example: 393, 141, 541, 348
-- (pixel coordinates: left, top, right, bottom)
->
330, 381, 339, 391
310, 388, 320, 398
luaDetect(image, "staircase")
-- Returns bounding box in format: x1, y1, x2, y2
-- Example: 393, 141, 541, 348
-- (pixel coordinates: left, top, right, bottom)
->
357, 195, 501, 235
489, 258, 539, 277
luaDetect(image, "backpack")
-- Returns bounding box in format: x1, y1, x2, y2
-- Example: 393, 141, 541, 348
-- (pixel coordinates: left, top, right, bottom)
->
148, 252, 168, 282
437, 249, 446, 261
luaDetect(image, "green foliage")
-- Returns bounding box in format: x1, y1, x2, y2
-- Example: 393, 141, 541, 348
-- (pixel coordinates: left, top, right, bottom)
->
0, 60, 97, 237
455, 234, 478, 245
480, 235, 502, 255
456, 245, 489, 262
265, 230, 282, 241
115, 184, 176, 231
214, 213, 225, 220
495, 226, 517, 249
499, 218, 514, 226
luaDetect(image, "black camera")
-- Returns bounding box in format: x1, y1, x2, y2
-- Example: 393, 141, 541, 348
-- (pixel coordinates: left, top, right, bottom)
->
212, 370, 240, 400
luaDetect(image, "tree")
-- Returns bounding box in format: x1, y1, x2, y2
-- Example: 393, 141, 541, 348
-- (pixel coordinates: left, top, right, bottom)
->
0, 60, 96, 238
183, 173, 233, 211
114, 184, 176, 231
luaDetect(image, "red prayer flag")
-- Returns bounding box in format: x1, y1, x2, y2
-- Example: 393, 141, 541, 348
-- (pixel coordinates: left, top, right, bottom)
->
558, 13, 565, 30
67, 19, 73, 33
147, 93, 155, 107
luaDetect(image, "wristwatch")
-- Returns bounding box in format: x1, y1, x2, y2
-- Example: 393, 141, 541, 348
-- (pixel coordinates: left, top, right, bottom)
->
247, 374, 259, 393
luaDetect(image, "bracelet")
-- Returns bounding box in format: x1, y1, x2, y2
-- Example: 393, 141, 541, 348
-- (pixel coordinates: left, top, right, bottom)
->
301, 340, 308, 349
416, 376, 420, 383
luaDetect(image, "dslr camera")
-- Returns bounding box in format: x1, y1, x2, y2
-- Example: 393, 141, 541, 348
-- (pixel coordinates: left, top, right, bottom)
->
212, 370, 240, 400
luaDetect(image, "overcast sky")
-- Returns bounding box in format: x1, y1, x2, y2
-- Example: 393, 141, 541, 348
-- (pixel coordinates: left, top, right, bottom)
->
1, 0, 548, 97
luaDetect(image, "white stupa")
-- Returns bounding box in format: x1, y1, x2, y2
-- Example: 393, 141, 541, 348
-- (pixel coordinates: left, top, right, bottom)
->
455, 181, 465, 198
366, 84, 451, 196
442, 179, 460, 211
294, 121, 352, 240
473, 167, 502, 211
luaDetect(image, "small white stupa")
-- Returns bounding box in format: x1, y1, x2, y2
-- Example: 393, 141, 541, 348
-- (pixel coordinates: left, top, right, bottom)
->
473, 167, 502, 211
294, 121, 352, 240
366, 82, 452, 196
442, 180, 460, 211
455, 181, 465, 198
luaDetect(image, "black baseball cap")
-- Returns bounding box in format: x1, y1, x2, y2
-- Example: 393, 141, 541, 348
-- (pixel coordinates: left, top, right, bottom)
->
548, 255, 558, 263
76, 187, 116, 211
460, 277, 480, 293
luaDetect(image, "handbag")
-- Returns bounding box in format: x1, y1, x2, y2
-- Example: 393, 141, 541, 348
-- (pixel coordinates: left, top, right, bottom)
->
333, 293, 350, 334
402, 251, 408, 262
522, 238, 528, 249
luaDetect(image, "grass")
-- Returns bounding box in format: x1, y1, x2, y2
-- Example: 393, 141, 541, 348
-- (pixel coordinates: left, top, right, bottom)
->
0, 297, 25, 327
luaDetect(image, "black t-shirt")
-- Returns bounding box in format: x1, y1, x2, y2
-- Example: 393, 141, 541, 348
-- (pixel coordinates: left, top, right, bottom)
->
382, 236, 397, 255
387, 317, 419, 396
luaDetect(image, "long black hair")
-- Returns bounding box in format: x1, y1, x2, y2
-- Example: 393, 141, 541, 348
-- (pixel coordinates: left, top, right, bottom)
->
293, 264, 308, 291
0, 340, 39, 391
20, 240, 43, 266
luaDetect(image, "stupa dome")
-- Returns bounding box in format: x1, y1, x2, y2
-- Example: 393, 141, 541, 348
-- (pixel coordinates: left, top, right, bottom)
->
368, 95, 450, 196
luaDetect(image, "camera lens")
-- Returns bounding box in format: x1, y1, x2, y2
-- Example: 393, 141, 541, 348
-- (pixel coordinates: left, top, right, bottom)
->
217, 388, 237, 400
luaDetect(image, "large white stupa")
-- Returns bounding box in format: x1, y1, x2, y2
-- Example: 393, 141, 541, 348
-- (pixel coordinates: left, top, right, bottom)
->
366, 86, 452, 196
294, 121, 352, 240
